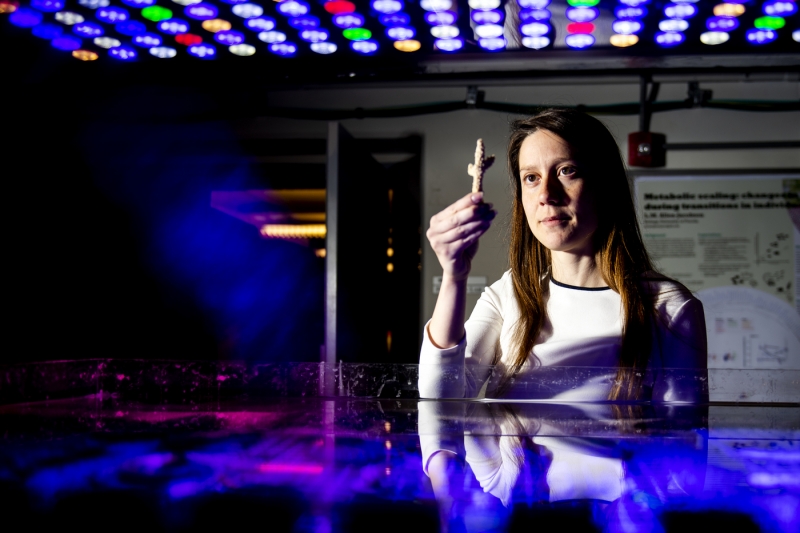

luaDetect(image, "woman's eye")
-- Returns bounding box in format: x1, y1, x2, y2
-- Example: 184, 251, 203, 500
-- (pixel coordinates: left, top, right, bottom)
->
523, 174, 538, 183
559, 166, 577, 176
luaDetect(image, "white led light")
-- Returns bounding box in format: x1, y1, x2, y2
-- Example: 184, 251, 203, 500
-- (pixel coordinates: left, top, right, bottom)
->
794, 29, 800, 42
434, 37, 462, 51
94, 36, 121, 48
246, 18, 275, 31
430, 24, 459, 38
311, 41, 337, 54
373, 0, 402, 14
258, 30, 286, 43
277, 0, 308, 16
520, 21, 549, 36
171, 0, 201, 5
387, 26, 414, 40
521, 35, 549, 49
300, 29, 327, 42
232, 3, 263, 18
150, 46, 177, 58
612, 19, 642, 34
474, 23, 503, 38
700, 30, 729, 45
468, 0, 500, 9
78, 0, 109, 8
659, 18, 689, 32
351, 40, 378, 53
55, 11, 84, 24
420, 0, 452, 12
229, 43, 256, 55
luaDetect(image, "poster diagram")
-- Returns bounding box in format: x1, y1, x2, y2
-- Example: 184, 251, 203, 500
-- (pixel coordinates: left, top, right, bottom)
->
635, 175, 800, 370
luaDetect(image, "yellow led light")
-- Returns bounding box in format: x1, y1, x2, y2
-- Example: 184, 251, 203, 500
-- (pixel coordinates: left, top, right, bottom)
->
202, 18, 232, 33
610, 34, 638, 47
387, 263, 394, 272
260, 224, 326, 239
393, 39, 421, 52
713, 3, 745, 17
387, 247, 394, 257
314, 248, 326, 258
72, 49, 99, 61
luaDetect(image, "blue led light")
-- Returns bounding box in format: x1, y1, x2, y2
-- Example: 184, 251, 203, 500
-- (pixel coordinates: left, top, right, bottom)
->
566, 6, 598, 23
79, 0, 109, 8
478, 37, 505, 50
74, 21, 104, 37
522, 35, 549, 49
706, 16, 738, 32
289, 15, 319, 28
185, 3, 218, 20
423, 11, 452, 25
664, 3, 696, 19
520, 21, 549, 36
269, 42, 297, 56
299, 28, 328, 42
188, 43, 216, 58
32, 23, 63, 39
655, 31, 685, 46
121, 0, 154, 7
219, 0, 247, 4
115, 20, 146, 36
372, 0, 402, 14
659, 18, 688, 32
245, 17, 276, 31
31, 0, 63, 13
214, 30, 244, 44
612, 19, 642, 34
51, 35, 81, 50
619, 0, 649, 5
615, 6, 646, 19
386, 26, 415, 40
434, 37, 462, 51
472, 9, 503, 24
519, 8, 549, 23
351, 39, 378, 54
232, 4, 263, 18
311, 41, 337, 53
157, 19, 190, 34
746, 28, 777, 44
517, 0, 549, 8
763, 0, 797, 17
333, 13, 364, 28
277, 1, 308, 17
133, 32, 162, 46
96, 6, 128, 23
565, 33, 594, 49
109, 45, 137, 60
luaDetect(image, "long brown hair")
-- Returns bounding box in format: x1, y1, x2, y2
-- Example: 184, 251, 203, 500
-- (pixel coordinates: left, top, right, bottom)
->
504, 108, 656, 401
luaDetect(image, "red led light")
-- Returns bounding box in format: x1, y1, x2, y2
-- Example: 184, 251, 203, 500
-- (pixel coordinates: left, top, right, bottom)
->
175, 33, 202, 45
324, 0, 355, 14
567, 22, 594, 34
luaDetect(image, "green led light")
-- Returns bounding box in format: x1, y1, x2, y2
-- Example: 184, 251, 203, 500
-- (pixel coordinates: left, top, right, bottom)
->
566, 0, 600, 6
141, 5, 173, 22
754, 16, 785, 30
343, 27, 371, 40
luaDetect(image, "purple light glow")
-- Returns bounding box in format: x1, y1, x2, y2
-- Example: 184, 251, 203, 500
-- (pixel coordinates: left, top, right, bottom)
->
351, 39, 378, 54
187, 43, 216, 58
185, 3, 218, 20
746, 28, 777, 44
706, 16, 738, 32
615, 6, 646, 19
109, 45, 137, 60
30, 0, 63, 12
245, 17, 276, 31
289, 15, 319, 28
386, 26, 415, 40
299, 28, 329, 42
655, 30, 685, 46
333, 13, 364, 28
664, 2, 697, 19
133, 32, 162, 47
115, 20, 146, 36
157, 18, 190, 35
565, 6, 598, 23
32, 23, 63, 39
519, 8, 550, 22
763, 0, 797, 17
214, 30, 245, 45
269, 42, 297, 55
73, 21, 104, 37
96, 6, 128, 23
517, 0, 549, 8
121, 0, 154, 7
565, 32, 594, 49
10, 7, 43, 27
423, 11, 453, 25
472, 9, 503, 24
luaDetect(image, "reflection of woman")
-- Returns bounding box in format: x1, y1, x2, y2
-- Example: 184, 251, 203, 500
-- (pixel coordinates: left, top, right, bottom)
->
419, 109, 707, 403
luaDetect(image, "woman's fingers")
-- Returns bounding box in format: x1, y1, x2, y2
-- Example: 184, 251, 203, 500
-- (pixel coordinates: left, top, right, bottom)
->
430, 201, 495, 236
434, 218, 493, 246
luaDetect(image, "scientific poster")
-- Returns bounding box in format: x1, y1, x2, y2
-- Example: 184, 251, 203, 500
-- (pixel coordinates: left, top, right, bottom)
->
635, 175, 800, 370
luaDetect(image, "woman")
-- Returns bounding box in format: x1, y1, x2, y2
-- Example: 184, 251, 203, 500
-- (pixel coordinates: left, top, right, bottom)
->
419, 108, 707, 403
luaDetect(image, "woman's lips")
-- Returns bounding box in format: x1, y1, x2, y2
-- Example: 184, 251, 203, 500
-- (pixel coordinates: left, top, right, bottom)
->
541, 215, 570, 227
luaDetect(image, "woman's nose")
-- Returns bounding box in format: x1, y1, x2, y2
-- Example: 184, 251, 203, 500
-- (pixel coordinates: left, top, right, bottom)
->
538, 175, 563, 205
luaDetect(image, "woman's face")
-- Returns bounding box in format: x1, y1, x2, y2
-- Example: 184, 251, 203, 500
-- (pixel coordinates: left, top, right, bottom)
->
518, 129, 599, 257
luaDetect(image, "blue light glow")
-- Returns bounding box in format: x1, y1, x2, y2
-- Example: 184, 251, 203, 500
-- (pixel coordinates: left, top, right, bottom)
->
79, 0, 109, 8
612, 19, 642, 34
472, 9, 503, 24
565, 32, 594, 49
519, 8, 549, 22
615, 6, 646, 19
475, 24, 503, 38
351, 39, 378, 54
566, 6, 598, 23
289, 15, 319, 28
184, 3, 218, 20
386, 26, 415, 40
299, 28, 329, 42
706, 16, 738, 31
659, 18, 689, 32
32, 23, 63, 39
522, 35, 549, 48
74, 21, 104, 37
31, 0, 63, 13
96, 6, 128, 23
157, 18, 190, 34
746, 28, 777, 44
333, 13, 364, 28
372, 0, 402, 14
10, 7, 43, 26
214, 29, 244, 45
232, 3, 262, 18
245, 16, 276, 31
133, 32, 162, 46
121, 0, 154, 7
655, 30, 685, 46
517, 0, 549, 8
258, 30, 286, 43
150, 46, 177, 57
434, 37, 462, 51
478, 37, 505, 50
188, 43, 216, 58
763, 0, 797, 17
277, 1, 308, 17
664, 3, 696, 19
520, 21, 549, 36
423, 11, 452, 25
109, 45, 137, 60
269, 42, 297, 56
310, 41, 337, 53
619, 0, 649, 5
115, 20, 146, 36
